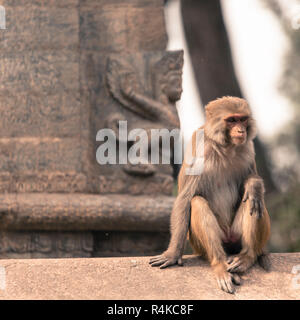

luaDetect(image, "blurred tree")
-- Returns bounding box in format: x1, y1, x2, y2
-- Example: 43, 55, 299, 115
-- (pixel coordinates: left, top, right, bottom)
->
264, 0, 300, 163
180, 0, 277, 193
262, 0, 300, 252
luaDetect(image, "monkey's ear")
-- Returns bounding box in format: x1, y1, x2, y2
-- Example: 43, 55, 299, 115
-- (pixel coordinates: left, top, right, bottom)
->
205, 105, 213, 119
247, 118, 258, 141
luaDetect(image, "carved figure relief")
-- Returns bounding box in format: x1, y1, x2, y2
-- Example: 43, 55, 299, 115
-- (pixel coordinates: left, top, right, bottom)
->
106, 50, 183, 176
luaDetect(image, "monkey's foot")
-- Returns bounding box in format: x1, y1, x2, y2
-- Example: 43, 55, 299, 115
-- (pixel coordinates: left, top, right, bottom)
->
227, 254, 255, 273
149, 253, 183, 269
213, 262, 240, 294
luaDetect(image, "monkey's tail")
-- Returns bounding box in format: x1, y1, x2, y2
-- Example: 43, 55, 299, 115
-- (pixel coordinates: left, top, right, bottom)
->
257, 252, 271, 271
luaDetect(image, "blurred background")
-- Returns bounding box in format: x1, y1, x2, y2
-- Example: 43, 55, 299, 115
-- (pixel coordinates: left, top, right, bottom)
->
165, 0, 300, 253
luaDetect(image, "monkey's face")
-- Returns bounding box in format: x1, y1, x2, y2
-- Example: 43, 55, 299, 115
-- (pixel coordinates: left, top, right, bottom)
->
204, 97, 257, 146
225, 114, 249, 145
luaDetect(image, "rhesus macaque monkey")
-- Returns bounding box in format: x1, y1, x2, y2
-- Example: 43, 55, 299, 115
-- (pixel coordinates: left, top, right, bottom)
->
149, 96, 271, 294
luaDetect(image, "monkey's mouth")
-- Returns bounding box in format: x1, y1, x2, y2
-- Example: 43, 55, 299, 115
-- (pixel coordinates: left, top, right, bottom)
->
232, 139, 246, 146
233, 133, 246, 138
232, 134, 246, 143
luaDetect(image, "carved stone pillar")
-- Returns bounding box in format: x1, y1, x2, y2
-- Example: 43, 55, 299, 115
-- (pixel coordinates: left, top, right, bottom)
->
0, 0, 182, 258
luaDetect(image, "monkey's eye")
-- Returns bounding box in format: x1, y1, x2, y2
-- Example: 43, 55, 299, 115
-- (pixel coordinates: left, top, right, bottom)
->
240, 116, 249, 122
225, 117, 236, 123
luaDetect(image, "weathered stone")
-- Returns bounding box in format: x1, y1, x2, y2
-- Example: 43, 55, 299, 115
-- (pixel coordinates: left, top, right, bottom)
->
0, 193, 173, 231
0, 0, 178, 196
97, 173, 174, 195
0, 253, 298, 299
0, 230, 170, 259
0, 0, 180, 257
93, 231, 170, 257
0, 91, 81, 137
0, 231, 93, 258
0, 139, 81, 171
0, 7, 78, 52
1, 0, 78, 7
79, 6, 167, 53
0, 52, 79, 93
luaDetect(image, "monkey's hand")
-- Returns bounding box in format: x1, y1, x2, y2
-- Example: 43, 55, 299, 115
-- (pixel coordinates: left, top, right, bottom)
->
243, 177, 265, 219
149, 251, 183, 269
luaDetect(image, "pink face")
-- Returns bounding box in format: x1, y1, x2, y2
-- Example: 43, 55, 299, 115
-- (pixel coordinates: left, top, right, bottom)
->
224, 114, 249, 145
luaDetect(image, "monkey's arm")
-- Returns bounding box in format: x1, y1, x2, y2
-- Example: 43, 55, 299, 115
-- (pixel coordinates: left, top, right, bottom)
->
242, 173, 265, 219
150, 161, 200, 268
149, 189, 190, 268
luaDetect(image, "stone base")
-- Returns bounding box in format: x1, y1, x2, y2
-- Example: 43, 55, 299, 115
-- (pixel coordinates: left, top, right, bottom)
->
0, 231, 170, 259
0, 253, 298, 299
0, 193, 173, 258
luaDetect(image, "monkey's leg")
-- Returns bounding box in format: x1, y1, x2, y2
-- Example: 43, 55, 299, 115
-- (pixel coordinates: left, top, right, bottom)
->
190, 196, 240, 294
228, 201, 271, 273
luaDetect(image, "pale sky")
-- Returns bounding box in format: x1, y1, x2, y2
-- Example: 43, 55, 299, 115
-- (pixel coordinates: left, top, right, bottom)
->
165, 0, 204, 144
165, 0, 295, 142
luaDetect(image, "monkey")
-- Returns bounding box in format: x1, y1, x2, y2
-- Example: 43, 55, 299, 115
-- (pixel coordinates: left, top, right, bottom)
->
149, 96, 271, 294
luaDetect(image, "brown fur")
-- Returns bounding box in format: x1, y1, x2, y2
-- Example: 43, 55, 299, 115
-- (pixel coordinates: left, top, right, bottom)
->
149, 96, 271, 294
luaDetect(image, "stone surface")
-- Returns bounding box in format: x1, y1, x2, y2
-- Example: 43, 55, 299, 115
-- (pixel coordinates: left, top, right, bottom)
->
0, 0, 174, 195
0, 193, 172, 231
0, 0, 180, 258
0, 231, 94, 259
0, 193, 172, 258
0, 231, 170, 259
0, 253, 298, 299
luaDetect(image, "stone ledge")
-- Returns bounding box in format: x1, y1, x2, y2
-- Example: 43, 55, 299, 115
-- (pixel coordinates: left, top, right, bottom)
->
0, 193, 173, 231
0, 253, 299, 299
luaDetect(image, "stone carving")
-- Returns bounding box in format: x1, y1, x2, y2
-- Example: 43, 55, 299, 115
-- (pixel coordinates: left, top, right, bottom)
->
0, 0, 178, 258
0, 232, 93, 258
106, 50, 183, 176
